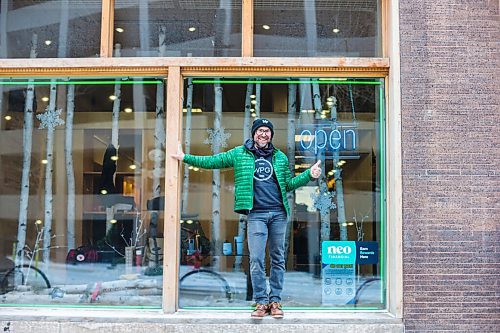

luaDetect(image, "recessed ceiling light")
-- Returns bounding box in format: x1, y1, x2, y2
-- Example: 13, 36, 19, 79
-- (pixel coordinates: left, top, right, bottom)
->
109, 95, 117, 101
42, 97, 49, 102
110, 219, 117, 224
124, 107, 133, 113
262, 25, 270, 30
115, 27, 124, 33
188, 27, 196, 32
41, 159, 48, 164
129, 164, 137, 170
4, 115, 11, 121
44, 40, 52, 46
35, 219, 43, 225
333, 28, 340, 33
100, 189, 108, 195
110, 156, 119, 161
250, 94, 256, 99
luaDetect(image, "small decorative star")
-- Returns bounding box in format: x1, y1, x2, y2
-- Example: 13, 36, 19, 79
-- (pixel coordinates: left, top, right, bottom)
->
37, 107, 65, 130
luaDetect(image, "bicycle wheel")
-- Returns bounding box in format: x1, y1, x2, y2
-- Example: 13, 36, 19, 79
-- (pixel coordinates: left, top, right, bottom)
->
1, 264, 51, 292
179, 269, 233, 307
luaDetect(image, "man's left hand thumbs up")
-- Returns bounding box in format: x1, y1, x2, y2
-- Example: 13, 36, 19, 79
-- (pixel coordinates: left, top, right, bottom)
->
310, 160, 322, 179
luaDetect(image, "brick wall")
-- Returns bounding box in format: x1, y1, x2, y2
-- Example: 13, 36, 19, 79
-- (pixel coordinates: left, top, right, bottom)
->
399, 0, 499, 332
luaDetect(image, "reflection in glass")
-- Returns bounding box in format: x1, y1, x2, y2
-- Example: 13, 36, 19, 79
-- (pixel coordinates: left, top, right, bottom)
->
179, 77, 385, 309
114, 0, 242, 57
0, 78, 165, 307
254, 0, 382, 57
0, 0, 101, 58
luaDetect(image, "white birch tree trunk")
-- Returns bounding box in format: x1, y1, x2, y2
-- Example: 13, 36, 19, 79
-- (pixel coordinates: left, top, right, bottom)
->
211, 83, 223, 271
106, 44, 121, 233
0, 0, 8, 58
65, 84, 76, 250
255, 82, 261, 118
111, 45, 121, 149
57, 0, 69, 58
152, 80, 165, 198
15, 33, 38, 284
0, 0, 7, 120
312, 82, 331, 244
221, 0, 232, 56
42, 82, 58, 271
139, 0, 150, 54
159, 26, 167, 55
284, 83, 297, 264
181, 78, 193, 214
243, 83, 253, 140
304, 0, 317, 56
234, 82, 254, 271
330, 96, 347, 240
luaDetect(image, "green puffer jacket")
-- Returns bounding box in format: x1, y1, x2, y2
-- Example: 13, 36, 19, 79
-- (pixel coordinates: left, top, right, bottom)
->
183, 145, 313, 216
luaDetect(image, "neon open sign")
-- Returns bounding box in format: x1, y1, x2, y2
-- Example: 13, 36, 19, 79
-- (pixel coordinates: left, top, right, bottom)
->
297, 123, 358, 156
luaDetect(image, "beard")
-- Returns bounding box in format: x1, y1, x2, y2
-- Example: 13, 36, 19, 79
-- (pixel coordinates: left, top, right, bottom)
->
255, 140, 269, 148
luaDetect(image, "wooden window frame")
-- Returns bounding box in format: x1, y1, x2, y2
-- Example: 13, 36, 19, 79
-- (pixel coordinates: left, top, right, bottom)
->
0, 0, 401, 320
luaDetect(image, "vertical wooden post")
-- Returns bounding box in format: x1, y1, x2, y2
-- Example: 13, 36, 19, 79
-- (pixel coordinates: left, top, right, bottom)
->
163, 67, 182, 313
100, 0, 114, 57
242, 0, 253, 57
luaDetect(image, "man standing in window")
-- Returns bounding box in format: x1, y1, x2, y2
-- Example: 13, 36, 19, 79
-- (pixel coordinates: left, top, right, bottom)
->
172, 118, 322, 318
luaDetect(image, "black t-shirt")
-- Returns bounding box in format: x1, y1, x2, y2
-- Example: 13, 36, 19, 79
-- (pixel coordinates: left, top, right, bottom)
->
252, 155, 284, 212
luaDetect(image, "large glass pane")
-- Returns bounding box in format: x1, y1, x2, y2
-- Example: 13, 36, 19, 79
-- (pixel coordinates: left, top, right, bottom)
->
178, 77, 386, 309
254, 0, 382, 57
114, 0, 242, 57
0, 0, 101, 58
0, 77, 166, 307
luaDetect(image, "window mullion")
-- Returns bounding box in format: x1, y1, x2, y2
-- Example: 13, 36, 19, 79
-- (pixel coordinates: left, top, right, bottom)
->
242, 0, 253, 57
100, 0, 115, 57
163, 67, 182, 313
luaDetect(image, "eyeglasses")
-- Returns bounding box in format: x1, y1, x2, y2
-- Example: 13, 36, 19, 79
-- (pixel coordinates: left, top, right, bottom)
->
256, 128, 271, 135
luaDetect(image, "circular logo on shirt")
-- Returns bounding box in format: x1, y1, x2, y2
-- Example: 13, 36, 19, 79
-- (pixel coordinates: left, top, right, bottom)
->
254, 157, 273, 181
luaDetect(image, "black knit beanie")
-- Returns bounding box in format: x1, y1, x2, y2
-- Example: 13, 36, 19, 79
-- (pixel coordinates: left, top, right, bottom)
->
251, 118, 274, 138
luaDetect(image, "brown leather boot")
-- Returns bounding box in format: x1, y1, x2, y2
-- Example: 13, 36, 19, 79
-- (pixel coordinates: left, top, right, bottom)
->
251, 303, 269, 319
269, 302, 284, 318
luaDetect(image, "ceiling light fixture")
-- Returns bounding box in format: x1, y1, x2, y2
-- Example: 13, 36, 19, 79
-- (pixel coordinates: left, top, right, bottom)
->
4, 115, 11, 121
115, 27, 124, 33
42, 97, 49, 102
188, 27, 196, 32
262, 25, 270, 30
44, 40, 52, 46
333, 28, 340, 33
124, 107, 133, 113
109, 95, 117, 101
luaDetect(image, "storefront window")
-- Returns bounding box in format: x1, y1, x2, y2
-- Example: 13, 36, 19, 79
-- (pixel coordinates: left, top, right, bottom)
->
0, 0, 101, 58
0, 77, 165, 307
254, 0, 382, 57
179, 77, 386, 309
114, 0, 242, 57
